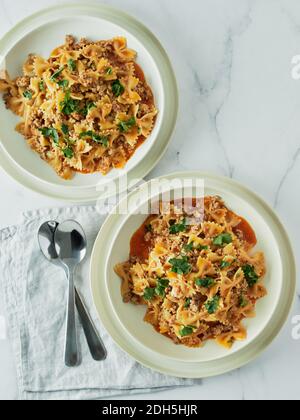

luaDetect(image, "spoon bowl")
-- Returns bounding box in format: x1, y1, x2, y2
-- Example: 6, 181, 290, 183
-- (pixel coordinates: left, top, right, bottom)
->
54, 220, 87, 265
38, 221, 60, 264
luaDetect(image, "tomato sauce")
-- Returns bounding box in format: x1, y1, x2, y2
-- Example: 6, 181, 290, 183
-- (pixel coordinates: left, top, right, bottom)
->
232, 214, 257, 246
133, 62, 146, 83
129, 199, 257, 263
130, 215, 154, 261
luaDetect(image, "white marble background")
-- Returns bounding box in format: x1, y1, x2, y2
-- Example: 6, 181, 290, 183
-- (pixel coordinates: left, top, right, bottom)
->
0, 0, 300, 400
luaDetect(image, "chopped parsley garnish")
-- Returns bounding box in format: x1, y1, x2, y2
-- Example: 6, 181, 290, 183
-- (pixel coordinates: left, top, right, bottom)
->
198, 245, 209, 250
62, 147, 74, 159
183, 242, 194, 252
213, 233, 233, 246
143, 279, 169, 300
145, 224, 153, 232
220, 260, 231, 269
112, 79, 125, 97
79, 101, 96, 117
179, 326, 196, 337
23, 90, 32, 99
117, 117, 136, 133
143, 287, 156, 301
61, 124, 69, 136
80, 131, 109, 147
39, 80, 45, 91
68, 59, 76, 72
242, 265, 259, 287
60, 90, 80, 115
155, 278, 169, 298
239, 295, 248, 308
50, 66, 64, 82
169, 218, 187, 234
57, 79, 69, 89
143, 287, 155, 300
184, 298, 191, 309
39, 127, 59, 145
205, 295, 220, 314
106, 67, 113, 75
195, 277, 215, 288
169, 256, 191, 275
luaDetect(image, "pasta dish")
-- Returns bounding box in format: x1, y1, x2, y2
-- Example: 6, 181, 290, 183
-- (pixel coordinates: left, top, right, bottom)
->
0, 36, 157, 179
114, 196, 267, 348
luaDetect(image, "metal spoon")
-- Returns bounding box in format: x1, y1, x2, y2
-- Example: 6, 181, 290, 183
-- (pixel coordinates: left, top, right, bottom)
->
54, 220, 86, 367
38, 221, 107, 364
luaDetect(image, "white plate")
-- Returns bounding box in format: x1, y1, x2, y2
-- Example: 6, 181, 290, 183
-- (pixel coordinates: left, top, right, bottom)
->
0, 3, 178, 201
91, 172, 296, 377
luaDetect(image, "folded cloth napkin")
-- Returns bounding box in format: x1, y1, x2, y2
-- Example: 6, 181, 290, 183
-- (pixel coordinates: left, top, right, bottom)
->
0, 206, 197, 400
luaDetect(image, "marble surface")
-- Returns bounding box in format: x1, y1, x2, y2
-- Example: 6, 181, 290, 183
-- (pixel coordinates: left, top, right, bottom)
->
0, 0, 299, 400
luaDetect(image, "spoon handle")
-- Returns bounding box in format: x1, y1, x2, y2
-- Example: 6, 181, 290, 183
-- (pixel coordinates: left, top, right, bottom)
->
65, 268, 79, 367
75, 288, 107, 361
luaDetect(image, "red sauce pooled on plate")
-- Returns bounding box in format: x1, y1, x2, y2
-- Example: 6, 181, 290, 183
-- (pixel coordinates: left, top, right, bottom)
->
232, 214, 257, 246
130, 216, 154, 261
130, 201, 257, 262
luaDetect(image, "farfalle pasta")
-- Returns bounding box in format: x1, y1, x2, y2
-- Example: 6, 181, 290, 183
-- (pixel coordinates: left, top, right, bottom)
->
115, 196, 267, 349
0, 35, 157, 179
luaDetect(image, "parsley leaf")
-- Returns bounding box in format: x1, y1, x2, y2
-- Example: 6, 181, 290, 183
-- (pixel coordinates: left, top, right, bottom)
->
179, 326, 196, 337
183, 242, 194, 252
60, 90, 80, 115
145, 224, 153, 233
39, 80, 45, 91
195, 277, 215, 288
143, 287, 156, 301
184, 298, 191, 309
50, 66, 64, 82
39, 127, 59, 145
169, 256, 191, 275
213, 233, 232, 246
169, 218, 187, 234
80, 131, 109, 147
239, 295, 249, 308
79, 101, 96, 117
23, 90, 32, 99
62, 147, 74, 159
61, 124, 69, 136
198, 245, 209, 251
242, 265, 258, 287
57, 79, 69, 89
68, 59, 76, 72
117, 117, 136, 133
205, 295, 220, 314
155, 278, 169, 298
106, 67, 113, 75
220, 260, 231, 269
112, 79, 125, 97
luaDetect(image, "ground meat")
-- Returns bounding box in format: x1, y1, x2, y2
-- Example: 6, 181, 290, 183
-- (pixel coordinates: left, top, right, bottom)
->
65, 34, 75, 48
96, 84, 108, 95
97, 156, 111, 174
190, 293, 207, 312
16, 76, 30, 88
70, 84, 82, 94
80, 73, 98, 88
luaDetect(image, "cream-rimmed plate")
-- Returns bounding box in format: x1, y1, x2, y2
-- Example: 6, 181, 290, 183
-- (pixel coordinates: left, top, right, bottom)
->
0, 2, 178, 201
90, 172, 296, 378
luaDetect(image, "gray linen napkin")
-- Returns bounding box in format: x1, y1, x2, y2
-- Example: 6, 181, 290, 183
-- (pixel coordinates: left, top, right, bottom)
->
0, 206, 197, 400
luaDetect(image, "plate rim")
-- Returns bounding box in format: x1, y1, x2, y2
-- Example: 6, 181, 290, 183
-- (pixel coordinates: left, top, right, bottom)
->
90, 171, 296, 378
0, 1, 178, 202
